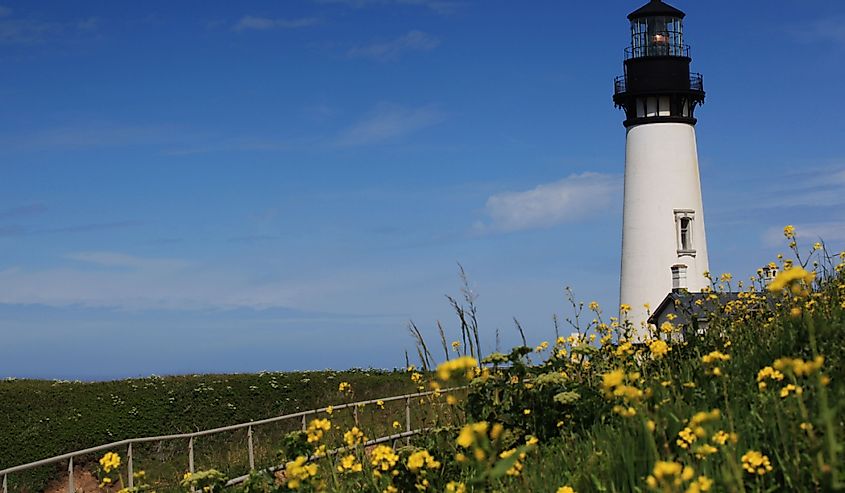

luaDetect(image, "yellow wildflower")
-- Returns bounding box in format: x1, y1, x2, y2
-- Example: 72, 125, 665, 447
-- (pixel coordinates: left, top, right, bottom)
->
343, 426, 366, 447
602, 369, 625, 390
646, 461, 694, 489
756, 366, 784, 390
687, 475, 713, 493
436, 356, 478, 381
446, 481, 466, 493
767, 266, 814, 294
677, 427, 697, 449
649, 339, 670, 358
370, 445, 399, 471
406, 450, 440, 472
99, 452, 121, 473
284, 456, 318, 489
306, 418, 331, 443
456, 422, 488, 448
557, 487, 576, 493
336, 454, 362, 473
741, 450, 773, 475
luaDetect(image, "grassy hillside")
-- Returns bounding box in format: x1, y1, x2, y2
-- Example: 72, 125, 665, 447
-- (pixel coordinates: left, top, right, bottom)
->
88, 232, 843, 493
0, 369, 414, 491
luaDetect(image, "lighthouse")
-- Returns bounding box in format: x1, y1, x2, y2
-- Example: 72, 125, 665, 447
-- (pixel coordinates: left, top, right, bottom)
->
613, 0, 710, 332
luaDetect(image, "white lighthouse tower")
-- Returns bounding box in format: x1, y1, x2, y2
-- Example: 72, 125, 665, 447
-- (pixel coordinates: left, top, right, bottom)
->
614, 0, 710, 332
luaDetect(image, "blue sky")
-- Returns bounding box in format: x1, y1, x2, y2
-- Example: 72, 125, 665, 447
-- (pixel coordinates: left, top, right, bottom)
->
1, 1, 844, 379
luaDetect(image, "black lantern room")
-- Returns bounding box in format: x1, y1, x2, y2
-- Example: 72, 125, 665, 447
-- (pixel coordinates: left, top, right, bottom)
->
613, 0, 704, 127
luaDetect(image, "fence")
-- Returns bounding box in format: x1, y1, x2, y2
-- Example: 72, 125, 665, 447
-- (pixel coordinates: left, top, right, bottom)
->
0, 387, 463, 493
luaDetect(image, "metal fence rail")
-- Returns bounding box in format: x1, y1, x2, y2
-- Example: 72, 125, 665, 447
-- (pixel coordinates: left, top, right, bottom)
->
0, 387, 463, 493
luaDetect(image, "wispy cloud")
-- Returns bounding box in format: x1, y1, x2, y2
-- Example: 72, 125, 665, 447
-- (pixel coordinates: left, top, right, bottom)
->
65, 251, 190, 270
46, 220, 142, 234
76, 17, 99, 31
336, 102, 445, 146
751, 165, 845, 209
474, 173, 622, 233
0, 122, 183, 151
0, 17, 60, 44
0, 7, 96, 44
0, 203, 47, 220
791, 16, 845, 46
0, 220, 141, 238
0, 251, 370, 311
763, 222, 845, 248
314, 0, 461, 15
233, 15, 319, 31
347, 30, 439, 62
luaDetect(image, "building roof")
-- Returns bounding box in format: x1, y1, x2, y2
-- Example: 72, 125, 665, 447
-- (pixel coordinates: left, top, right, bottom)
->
628, 0, 686, 21
647, 291, 741, 326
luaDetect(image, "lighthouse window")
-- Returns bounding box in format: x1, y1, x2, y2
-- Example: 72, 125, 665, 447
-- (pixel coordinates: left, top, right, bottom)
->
675, 210, 696, 255
680, 218, 691, 249
646, 97, 658, 117
636, 98, 646, 118
658, 96, 671, 116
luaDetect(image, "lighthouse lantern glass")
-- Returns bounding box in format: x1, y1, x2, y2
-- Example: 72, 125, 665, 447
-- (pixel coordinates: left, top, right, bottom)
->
630, 16, 684, 57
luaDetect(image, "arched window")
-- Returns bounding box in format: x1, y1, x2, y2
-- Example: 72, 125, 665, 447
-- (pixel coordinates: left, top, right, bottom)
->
674, 210, 695, 256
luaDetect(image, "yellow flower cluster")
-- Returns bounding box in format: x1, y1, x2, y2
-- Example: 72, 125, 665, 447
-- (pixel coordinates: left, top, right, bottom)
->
645, 461, 694, 489
649, 339, 670, 359
701, 351, 730, 364
773, 355, 824, 377
99, 451, 121, 473
285, 456, 318, 489
711, 430, 738, 446
767, 266, 814, 295
677, 410, 721, 453
701, 351, 730, 376
343, 426, 366, 447
338, 381, 352, 393
741, 450, 773, 475
370, 444, 399, 471
779, 384, 803, 398
436, 356, 478, 381
407, 450, 441, 472
498, 448, 527, 476
306, 418, 331, 443
557, 487, 576, 493
457, 421, 491, 448
446, 481, 467, 493
756, 366, 784, 390
336, 454, 362, 474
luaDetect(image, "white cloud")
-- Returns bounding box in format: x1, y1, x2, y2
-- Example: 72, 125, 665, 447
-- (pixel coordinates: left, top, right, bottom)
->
233, 16, 319, 32
336, 102, 445, 146
347, 30, 439, 62
476, 173, 622, 233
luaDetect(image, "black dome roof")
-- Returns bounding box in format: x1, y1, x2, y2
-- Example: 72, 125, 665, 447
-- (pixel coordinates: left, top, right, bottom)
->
627, 0, 685, 20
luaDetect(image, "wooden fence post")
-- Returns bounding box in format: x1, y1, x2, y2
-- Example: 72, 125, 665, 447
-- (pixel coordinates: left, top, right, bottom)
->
247, 426, 255, 471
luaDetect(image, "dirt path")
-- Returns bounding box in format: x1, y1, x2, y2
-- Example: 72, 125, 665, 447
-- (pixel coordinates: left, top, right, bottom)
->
43, 466, 115, 493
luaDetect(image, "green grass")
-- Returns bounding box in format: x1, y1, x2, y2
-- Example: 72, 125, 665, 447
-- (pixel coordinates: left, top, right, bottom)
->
0, 369, 415, 492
